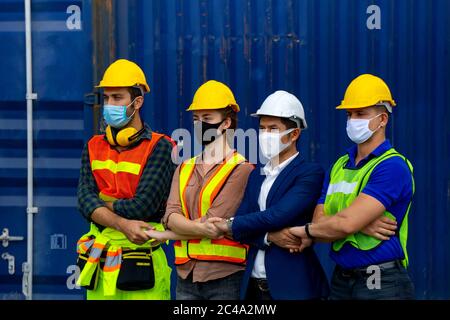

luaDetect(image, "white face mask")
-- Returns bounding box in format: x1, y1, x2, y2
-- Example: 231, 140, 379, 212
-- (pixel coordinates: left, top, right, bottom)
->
346, 114, 383, 144
259, 128, 295, 160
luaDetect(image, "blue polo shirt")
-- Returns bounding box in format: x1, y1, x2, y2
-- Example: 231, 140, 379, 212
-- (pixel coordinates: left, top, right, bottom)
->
317, 140, 414, 269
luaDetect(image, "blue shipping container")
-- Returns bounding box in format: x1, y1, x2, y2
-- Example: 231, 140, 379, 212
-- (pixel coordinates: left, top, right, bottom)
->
0, 0, 449, 299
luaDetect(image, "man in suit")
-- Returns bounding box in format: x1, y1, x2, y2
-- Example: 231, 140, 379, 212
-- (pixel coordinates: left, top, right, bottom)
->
213, 91, 329, 300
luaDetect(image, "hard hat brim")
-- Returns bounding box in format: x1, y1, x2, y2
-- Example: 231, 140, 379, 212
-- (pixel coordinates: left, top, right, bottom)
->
336, 101, 396, 110
187, 104, 240, 112
96, 82, 150, 93
250, 112, 307, 129
250, 111, 294, 118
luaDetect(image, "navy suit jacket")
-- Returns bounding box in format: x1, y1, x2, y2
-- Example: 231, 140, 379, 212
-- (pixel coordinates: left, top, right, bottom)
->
232, 154, 330, 300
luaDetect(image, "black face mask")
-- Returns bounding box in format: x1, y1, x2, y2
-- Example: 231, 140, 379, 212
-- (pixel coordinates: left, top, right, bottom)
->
194, 120, 224, 146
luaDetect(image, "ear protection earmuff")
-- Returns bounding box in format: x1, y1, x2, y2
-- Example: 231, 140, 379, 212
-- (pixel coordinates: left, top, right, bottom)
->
106, 125, 145, 147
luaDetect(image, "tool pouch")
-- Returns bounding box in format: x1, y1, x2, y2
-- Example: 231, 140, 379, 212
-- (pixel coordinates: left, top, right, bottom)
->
116, 249, 155, 291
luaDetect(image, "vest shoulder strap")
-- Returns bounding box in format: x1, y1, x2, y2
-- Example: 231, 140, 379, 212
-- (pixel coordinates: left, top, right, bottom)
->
178, 156, 198, 219
197, 152, 247, 217
87, 134, 108, 149
147, 132, 165, 152
356, 148, 413, 195
330, 154, 350, 177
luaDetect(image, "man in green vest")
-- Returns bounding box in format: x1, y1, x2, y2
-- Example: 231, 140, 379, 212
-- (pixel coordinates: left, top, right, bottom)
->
290, 74, 415, 300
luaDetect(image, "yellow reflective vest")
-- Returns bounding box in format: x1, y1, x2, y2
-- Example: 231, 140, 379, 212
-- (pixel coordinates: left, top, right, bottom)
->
174, 152, 249, 265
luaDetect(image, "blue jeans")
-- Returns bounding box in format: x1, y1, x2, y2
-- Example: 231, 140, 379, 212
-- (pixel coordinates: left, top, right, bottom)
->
176, 271, 244, 300
330, 260, 415, 300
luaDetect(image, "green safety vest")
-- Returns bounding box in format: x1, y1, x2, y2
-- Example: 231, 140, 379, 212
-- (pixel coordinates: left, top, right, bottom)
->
76, 222, 170, 298
324, 148, 415, 267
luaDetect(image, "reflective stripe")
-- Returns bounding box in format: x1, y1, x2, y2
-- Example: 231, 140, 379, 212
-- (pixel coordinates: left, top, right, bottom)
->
77, 238, 94, 254
198, 153, 246, 217
99, 192, 118, 202
326, 181, 358, 196
103, 248, 122, 272
91, 159, 141, 175
179, 158, 196, 219
188, 238, 248, 264
87, 246, 103, 263
173, 240, 189, 264
189, 255, 245, 264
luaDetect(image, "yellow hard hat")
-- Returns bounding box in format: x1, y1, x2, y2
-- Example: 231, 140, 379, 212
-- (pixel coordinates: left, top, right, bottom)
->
187, 80, 240, 112
97, 59, 150, 93
336, 74, 396, 110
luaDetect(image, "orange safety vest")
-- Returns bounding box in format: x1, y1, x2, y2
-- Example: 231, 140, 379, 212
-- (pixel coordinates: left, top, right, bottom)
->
82, 132, 174, 293
77, 131, 174, 295
88, 132, 174, 201
174, 152, 249, 265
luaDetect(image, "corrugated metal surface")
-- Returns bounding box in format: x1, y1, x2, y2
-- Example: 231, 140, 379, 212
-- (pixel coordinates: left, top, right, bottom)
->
0, 0, 92, 299
0, 0, 448, 299
110, 0, 450, 299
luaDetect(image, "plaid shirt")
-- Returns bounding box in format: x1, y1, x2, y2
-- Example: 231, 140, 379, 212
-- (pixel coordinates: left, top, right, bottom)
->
77, 124, 176, 228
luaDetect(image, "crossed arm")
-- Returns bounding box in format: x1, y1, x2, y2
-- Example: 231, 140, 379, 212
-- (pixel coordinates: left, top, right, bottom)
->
288, 193, 397, 252
145, 215, 224, 241
145, 193, 396, 249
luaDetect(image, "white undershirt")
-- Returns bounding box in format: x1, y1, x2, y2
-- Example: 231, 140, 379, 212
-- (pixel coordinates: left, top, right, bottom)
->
251, 152, 299, 279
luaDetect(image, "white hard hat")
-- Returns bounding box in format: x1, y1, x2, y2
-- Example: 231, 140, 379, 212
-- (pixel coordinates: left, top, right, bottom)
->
251, 90, 307, 129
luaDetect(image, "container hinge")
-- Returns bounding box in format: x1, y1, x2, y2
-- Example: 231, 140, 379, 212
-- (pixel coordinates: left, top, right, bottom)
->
1, 252, 15, 275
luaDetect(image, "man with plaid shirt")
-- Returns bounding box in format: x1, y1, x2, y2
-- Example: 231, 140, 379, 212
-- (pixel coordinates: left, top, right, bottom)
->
76, 59, 176, 300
